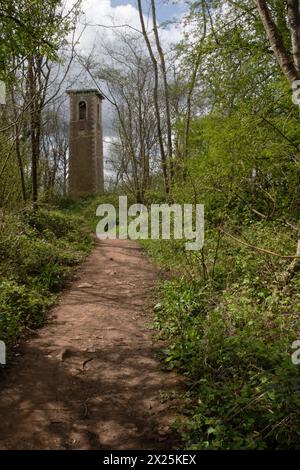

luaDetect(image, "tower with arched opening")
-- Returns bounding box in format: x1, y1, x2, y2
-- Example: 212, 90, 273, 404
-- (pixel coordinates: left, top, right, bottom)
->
67, 89, 104, 197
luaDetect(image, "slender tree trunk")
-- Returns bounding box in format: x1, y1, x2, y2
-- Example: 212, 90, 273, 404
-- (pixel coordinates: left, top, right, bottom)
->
27, 55, 50, 204
137, 87, 147, 200
63, 151, 68, 196
150, 0, 173, 183
255, 0, 300, 85
28, 57, 39, 204
184, 1, 207, 163
287, 0, 300, 72
184, 54, 202, 163
137, 0, 169, 194
255, 0, 300, 270
10, 87, 26, 201
15, 124, 27, 202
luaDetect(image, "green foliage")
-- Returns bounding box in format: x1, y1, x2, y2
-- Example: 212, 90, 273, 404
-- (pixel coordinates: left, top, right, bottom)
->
0, 134, 22, 207
158, 3, 300, 447
0, 203, 93, 358
58, 194, 126, 231
0, 280, 54, 350
0, 0, 78, 81
143, 222, 300, 449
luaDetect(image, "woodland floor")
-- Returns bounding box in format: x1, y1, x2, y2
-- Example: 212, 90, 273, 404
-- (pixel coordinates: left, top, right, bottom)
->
0, 239, 180, 450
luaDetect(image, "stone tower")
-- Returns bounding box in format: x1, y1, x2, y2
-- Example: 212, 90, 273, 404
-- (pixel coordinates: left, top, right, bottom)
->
67, 89, 104, 198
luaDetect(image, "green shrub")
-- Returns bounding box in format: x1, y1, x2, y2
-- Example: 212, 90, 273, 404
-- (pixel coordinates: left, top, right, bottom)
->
21, 206, 82, 239
0, 203, 94, 360
0, 280, 54, 348
143, 222, 300, 449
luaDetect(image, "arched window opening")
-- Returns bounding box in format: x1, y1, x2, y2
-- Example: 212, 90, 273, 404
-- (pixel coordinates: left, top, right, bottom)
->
79, 101, 87, 120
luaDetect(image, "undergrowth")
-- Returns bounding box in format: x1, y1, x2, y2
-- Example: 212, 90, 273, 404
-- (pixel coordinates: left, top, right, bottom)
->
141, 221, 300, 449
0, 202, 94, 361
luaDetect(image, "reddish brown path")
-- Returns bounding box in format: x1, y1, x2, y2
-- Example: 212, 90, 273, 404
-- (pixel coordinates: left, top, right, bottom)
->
0, 240, 179, 450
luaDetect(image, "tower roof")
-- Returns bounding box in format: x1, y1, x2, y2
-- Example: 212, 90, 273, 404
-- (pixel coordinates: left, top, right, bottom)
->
66, 89, 105, 100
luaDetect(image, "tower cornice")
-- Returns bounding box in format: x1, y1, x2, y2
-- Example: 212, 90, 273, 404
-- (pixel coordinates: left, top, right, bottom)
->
66, 89, 105, 100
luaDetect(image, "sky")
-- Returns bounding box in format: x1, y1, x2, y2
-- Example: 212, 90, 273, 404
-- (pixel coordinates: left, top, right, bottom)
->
110, 0, 187, 22
74, 0, 187, 51
64, 0, 188, 175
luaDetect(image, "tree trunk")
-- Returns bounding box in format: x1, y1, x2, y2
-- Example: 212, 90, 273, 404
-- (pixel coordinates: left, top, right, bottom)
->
255, 0, 300, 85
137, 0, 169, 194
15, 124, 27, 202
287, 0, 300, 73
150, 0, 173, 183
28, 57, 39, 204
10, 87, 26, 201
255, 0, 300, 280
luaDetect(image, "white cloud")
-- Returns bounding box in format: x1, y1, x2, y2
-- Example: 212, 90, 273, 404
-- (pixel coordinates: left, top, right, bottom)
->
65, 0, 184, 124
69, 0, 183, 52
64, 1, 185, 173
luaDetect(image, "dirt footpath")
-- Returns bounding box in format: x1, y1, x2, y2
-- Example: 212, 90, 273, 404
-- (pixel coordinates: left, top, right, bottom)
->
0, 239, 179, 450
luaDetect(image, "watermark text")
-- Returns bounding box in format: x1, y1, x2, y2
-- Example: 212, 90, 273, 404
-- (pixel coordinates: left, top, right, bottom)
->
96, 196, 204, 251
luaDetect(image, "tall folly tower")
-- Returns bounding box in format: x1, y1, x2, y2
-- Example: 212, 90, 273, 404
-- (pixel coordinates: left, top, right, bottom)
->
67, 89, 104, 198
